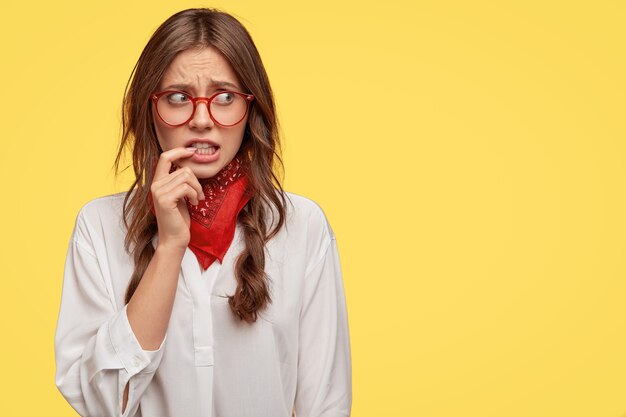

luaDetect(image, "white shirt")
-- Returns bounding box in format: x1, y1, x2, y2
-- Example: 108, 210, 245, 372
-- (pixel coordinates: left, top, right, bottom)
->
54, 190, 352, 417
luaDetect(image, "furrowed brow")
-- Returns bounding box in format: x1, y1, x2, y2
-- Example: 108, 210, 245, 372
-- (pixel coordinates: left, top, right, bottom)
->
163, 79, 239, 91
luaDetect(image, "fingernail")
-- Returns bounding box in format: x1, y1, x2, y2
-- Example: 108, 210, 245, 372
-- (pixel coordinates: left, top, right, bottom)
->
185, 147, 197, 151
200, 193, 206, 200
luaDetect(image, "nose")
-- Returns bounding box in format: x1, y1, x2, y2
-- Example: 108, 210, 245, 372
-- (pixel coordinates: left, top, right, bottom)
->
187, 100, 215, 129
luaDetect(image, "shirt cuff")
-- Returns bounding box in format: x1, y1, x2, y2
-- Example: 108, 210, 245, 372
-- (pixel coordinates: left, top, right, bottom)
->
109, 304, 166, 376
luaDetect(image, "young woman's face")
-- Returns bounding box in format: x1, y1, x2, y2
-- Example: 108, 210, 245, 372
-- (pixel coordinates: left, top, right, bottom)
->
152, 46, 249, 179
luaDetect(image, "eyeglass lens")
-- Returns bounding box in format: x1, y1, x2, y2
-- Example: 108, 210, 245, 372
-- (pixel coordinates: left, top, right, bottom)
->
156, 92, 248, 126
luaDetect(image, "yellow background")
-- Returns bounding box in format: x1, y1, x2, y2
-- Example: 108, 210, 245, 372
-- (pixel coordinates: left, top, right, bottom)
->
1, 1, 625, 416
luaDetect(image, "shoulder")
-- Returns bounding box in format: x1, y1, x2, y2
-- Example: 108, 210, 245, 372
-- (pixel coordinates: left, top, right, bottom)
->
273, 191, 335, 271
71, 191, 128, 248
282, 190, 335, 240
76, 191, 127, 226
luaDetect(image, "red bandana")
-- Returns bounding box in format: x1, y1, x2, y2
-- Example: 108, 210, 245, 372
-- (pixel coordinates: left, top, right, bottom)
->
149, 152, 252, 270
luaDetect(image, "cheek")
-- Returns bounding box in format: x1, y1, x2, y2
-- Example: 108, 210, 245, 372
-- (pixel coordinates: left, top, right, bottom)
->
153, 120, 175, 150
225, 125, 246, 145
234, 129, 246, 148
236, 118, 249, 141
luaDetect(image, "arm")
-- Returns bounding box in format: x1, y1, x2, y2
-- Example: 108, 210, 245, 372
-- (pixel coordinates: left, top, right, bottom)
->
123, 243, 185, 412
56, 148, 202, 416
294, 235, 353, 417
54, 211, 182, 416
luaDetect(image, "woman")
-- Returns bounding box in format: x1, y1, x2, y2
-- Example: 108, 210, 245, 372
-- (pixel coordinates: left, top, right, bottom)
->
54, 8, 352, 417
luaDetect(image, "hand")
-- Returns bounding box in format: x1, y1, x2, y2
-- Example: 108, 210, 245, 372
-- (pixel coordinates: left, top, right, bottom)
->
150, 147, 205, 251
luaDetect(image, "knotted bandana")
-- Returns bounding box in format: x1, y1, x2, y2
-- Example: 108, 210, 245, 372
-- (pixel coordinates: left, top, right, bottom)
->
149, 152, 252, 270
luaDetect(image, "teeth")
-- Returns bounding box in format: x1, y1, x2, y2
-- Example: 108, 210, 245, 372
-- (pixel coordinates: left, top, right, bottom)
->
196, 146, 218, 155
192, 142, 214, 148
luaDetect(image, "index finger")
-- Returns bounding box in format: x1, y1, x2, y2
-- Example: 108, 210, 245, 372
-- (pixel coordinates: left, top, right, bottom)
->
154, 147, 197, 181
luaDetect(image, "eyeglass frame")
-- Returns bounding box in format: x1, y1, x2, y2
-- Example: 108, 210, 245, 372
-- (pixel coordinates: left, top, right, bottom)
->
150, 90, 255, 127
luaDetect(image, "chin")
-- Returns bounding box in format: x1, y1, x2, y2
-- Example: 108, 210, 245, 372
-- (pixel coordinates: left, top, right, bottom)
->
192, 164, 223, 179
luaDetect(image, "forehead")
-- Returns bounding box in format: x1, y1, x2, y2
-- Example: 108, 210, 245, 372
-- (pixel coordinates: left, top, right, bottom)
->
159, 47, 241, 89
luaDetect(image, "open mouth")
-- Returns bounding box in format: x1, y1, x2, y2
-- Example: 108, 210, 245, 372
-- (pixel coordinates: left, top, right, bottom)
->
192, 142, 219, 155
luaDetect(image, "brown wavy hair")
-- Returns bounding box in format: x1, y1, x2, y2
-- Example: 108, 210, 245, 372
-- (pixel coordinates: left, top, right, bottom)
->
112, 8, 288, 323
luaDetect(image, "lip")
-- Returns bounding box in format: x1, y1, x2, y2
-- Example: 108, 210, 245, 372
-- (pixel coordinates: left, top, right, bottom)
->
185, 138, 220, 147
190, 147, 220, 163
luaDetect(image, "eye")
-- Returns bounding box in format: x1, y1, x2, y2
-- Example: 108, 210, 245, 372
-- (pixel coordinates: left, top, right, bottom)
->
166, 92, 190, 104
213, 92, 235, 105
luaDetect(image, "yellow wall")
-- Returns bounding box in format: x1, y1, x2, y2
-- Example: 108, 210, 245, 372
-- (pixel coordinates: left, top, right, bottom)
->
1, 1, 625, 416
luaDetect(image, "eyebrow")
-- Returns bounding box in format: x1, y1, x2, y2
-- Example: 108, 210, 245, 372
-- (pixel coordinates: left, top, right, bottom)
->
163, 79, 240, 91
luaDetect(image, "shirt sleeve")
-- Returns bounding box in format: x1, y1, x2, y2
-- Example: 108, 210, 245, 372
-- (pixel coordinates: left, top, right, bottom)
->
294, 235, 352, 417
54, 211, 166, 417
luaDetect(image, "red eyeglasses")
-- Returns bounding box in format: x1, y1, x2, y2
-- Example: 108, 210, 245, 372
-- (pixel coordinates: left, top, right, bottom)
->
150, 90, 255, 127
